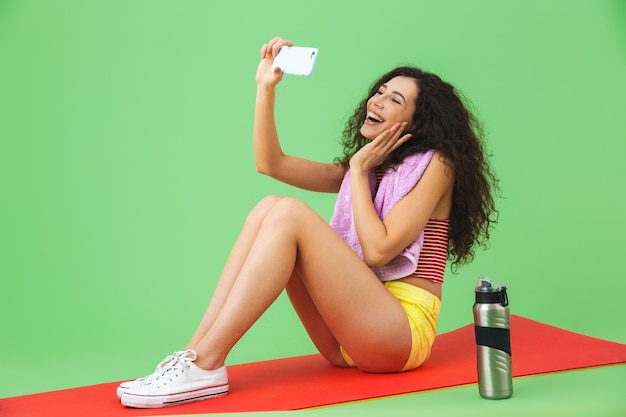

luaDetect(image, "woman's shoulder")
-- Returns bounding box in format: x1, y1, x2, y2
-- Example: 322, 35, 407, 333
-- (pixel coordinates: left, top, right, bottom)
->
407, 150, 452, 169
399, 149, 437, 169
396, 150, 454, 184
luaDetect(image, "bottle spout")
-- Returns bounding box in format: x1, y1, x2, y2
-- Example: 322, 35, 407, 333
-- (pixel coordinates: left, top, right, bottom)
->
476, 277, 493, 293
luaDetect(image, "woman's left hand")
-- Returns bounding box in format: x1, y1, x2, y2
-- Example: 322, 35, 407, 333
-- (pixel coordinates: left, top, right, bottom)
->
349, 122, 412, 173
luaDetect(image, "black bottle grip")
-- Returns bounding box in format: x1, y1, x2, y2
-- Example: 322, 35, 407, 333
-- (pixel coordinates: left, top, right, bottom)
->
474, 326, 512, 355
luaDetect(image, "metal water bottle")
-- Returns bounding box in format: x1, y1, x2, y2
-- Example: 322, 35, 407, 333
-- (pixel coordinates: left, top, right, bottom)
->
473, 277, 513, 399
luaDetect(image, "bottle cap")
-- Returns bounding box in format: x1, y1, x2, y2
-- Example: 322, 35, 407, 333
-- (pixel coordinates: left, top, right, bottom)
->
475, 277, 509, 306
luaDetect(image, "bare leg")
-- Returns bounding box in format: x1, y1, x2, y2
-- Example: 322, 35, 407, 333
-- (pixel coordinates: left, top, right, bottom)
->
192, 197, 412, 373
284, 272, 349, 367
186, 195, 282, 349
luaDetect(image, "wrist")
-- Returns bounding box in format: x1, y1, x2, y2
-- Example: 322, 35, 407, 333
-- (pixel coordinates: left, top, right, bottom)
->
256, 83, 277, 101
349, 163, 368, 177
257, 83, 277, 97
256, 82, 275, 89
349, 156, 366, 173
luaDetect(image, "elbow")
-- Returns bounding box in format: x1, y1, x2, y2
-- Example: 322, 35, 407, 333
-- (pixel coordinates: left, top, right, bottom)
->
254, 152, 283, 177
362, 251, 392, 269
255, 160, 275, 177
366, 260, 387, 269
255, 162, 269, 176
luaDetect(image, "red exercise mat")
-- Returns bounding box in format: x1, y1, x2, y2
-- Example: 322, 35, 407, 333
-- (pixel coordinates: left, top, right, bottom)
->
2, 315, 625, 417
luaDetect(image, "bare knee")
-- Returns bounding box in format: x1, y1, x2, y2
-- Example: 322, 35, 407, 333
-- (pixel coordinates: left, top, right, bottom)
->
263, 197, 312, 227
272, 196, 308, 211
245, 195, 283, 225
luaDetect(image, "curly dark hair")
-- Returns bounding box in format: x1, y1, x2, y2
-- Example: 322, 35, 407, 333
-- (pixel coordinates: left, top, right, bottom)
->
336, 66, 499, 269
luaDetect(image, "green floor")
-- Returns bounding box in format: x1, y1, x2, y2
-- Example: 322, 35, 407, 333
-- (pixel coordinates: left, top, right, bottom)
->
171, 365, 626, 417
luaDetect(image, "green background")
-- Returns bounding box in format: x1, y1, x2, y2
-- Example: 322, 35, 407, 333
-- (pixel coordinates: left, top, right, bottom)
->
1, 0, 625, 415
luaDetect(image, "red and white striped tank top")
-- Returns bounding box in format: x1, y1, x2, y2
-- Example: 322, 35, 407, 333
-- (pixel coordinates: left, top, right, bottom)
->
376, 167, 449, 284
410, 218, 449, 284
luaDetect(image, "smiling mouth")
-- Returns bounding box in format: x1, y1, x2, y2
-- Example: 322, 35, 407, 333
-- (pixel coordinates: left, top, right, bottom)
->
366, 111, 384, 123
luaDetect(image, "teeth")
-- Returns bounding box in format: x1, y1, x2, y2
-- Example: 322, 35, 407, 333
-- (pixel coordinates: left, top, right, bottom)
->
367, 112, 384, 122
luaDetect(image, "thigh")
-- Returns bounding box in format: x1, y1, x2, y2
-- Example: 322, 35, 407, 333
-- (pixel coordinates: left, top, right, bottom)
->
272, 198, 413, 373
286, 273, 349, 367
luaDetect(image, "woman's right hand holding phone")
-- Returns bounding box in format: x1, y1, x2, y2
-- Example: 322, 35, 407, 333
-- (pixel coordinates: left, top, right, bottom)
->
256, 37, 293, 87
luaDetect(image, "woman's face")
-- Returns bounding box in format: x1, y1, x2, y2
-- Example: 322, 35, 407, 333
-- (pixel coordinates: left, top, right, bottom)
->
360, 75, 418, 140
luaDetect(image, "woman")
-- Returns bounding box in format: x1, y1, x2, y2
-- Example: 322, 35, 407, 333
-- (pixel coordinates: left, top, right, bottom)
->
118, 37, 498, 409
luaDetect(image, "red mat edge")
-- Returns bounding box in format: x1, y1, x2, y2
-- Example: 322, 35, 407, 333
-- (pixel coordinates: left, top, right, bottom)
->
3, 314, 626, 400
2, 314, 625, 417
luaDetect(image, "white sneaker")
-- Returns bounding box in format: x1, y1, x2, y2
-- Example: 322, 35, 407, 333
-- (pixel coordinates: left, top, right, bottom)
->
121, 349, 229, 408
116, 351, 185, 398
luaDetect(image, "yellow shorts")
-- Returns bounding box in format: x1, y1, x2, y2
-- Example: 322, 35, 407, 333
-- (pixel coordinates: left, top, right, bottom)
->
340, 280, 441, 372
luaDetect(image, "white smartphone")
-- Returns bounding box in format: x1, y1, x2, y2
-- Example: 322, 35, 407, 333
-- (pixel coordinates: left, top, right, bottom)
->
272, 46, 318, 76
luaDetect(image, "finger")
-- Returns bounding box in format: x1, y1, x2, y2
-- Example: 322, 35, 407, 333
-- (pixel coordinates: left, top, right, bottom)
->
264, 41, 283, 61
392, 122, 408, 137
271, 39, 285, 58
271, 38, 293, 58
260, 43, 268, 59
375, 122, 404, 144
376, 123, 409, 154
266, 37, 282, 57
387, 122, 408, 144
391, 133, 413, 150
267, 37, 282, 49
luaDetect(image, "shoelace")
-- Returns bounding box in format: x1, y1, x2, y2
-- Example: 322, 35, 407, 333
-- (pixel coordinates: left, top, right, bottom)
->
147, 349, 197, 388
138, 350, 187, 386
156, 351, 186, 372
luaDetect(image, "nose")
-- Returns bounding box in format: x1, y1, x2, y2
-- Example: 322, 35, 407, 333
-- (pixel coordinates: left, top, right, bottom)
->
371, 95, 384, 108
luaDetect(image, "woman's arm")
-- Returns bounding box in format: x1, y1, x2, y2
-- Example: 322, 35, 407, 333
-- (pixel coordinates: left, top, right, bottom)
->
349, 124, 453, 267
254, 37, 344, 193
358, 154, 453, 267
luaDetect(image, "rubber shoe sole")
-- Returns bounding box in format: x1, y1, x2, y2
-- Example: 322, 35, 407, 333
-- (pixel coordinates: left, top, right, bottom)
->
116, 377, 148, 398
121, 383, 229, 408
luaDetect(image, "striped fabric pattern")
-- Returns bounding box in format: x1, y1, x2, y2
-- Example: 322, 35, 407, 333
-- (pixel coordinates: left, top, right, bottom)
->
411, 219, 449, 284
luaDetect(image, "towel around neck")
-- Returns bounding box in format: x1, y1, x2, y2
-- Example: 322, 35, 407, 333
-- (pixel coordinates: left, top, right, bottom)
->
329, 150, 436, 281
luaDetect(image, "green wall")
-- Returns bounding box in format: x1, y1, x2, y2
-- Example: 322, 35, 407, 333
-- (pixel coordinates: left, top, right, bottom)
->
1, 0, 625, 398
